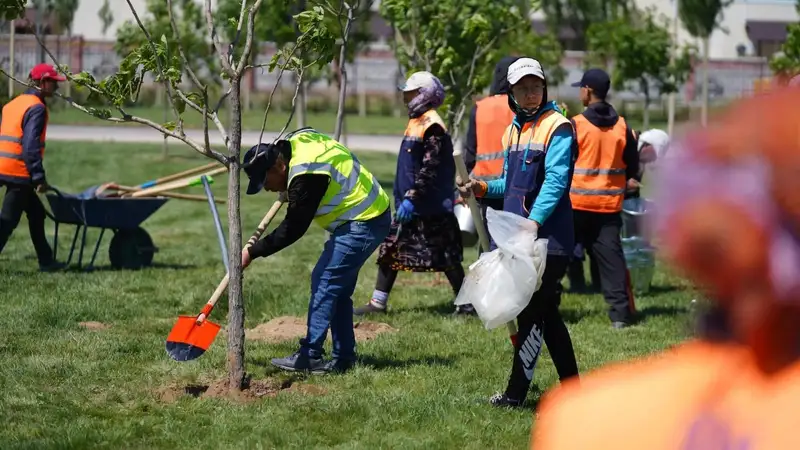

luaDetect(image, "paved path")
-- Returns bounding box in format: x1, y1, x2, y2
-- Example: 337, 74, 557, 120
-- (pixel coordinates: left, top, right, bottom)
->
45, 124, 432, 154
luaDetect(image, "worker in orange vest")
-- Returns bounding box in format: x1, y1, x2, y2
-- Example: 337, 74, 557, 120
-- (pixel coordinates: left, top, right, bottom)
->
0, 63, 66, 272
568, 68, 639, 328
532, 83, 800, 450
463, 56, 518, 254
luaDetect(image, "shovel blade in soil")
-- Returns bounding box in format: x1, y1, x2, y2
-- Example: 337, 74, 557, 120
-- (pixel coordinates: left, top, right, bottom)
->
165, 315, 221, 362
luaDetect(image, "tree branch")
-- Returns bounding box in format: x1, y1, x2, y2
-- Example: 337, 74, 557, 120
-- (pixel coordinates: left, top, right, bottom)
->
166, 0, 205, 91
274, 67, 306, 142
205, 0, 234, 76
0, 68, 227, 164
236, 0, 267, 75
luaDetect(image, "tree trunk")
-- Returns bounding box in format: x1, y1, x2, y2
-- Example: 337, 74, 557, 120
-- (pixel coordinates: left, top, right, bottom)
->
641, 79, 650, 130
65, 30, 72, 97
701, 37, 710, 127
296, 80, 307, 129
334, 57, 347, 140
226, 77, 246, 391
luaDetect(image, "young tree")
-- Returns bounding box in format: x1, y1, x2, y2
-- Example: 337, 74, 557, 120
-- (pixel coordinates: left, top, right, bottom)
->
382, 0, 562, 142
678, 0, 732, 126
540, 0, 632, 50
2, 0, 339, 392
769, 0, 800, 78
586, 8, 694, 129
98, 0, 113, 38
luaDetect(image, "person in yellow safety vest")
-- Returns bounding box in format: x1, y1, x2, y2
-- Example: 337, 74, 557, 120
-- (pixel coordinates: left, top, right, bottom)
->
532, 83, 800, 450
0, 63, 67, 272
463, 56, 518, 254
568, 68, 640, 328
241, 128, 392, 374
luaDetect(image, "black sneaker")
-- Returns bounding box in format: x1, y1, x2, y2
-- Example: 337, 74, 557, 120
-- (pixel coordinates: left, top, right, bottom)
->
39, 261, 67, 273
453, 304, 477, 316
489, 392, 523, 408
321, 358, 356, 374
271, 351, 328, 374
353, 300, 386, 316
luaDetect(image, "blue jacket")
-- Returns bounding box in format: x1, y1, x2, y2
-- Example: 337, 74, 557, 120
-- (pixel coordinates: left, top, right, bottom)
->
0, 88, 48, 186
394, 121, 456, 216
484, 101, 576, 255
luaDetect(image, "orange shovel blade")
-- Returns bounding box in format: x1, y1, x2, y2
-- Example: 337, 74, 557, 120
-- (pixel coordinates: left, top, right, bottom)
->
165, 315, 222, 361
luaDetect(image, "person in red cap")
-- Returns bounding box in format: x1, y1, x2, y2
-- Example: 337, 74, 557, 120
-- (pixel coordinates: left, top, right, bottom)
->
0, 63, 66, 272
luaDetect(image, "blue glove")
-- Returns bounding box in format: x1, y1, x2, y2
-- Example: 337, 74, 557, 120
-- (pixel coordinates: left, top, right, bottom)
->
395, 199, 415, 224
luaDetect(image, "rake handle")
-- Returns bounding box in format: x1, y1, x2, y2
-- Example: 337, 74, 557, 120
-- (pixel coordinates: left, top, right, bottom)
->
139, 162, 220, 188
452, 148, 519, 340
196, 193, 287, 324
130, 167, 228, 198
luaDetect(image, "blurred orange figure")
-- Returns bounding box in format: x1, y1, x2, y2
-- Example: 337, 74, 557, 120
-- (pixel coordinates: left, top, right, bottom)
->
531, 85, 800, 449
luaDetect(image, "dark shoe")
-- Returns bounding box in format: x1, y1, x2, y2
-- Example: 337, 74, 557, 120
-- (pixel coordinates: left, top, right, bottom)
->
39, 261, 67, 272
489, 392, 523, 408
453, 304, 477, 316
271, 351, 328, 374
321, 358, 356, 374
611, 321, 631, 330
353, 300, 386, 316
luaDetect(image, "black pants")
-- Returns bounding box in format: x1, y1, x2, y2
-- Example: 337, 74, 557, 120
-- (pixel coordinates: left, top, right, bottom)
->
375, 263, 465, 296
573, 210, 633, 323
0, 183, 54, 265
505, 255, 579, 402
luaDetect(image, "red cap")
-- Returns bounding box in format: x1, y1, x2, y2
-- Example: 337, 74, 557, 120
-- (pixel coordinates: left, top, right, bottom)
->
29, 63, 66, 81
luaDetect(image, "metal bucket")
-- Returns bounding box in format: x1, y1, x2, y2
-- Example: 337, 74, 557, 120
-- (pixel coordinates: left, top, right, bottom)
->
454, 203, 478, 247
621, 197, 655, 240
623, 237, 656, 295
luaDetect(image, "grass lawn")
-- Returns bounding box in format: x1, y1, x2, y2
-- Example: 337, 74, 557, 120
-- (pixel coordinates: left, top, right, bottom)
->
0, 142, 695, 449
46, 105, 670, 136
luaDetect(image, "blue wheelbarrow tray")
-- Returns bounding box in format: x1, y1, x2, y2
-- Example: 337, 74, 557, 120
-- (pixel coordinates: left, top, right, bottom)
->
43, 189, 169, 271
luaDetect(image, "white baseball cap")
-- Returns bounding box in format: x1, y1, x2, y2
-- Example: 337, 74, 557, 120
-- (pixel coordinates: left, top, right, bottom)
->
399, 71, 437, 92
507, 58, 545, 85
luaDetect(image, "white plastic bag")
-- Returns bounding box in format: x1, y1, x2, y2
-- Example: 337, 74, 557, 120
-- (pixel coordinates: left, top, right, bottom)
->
454, 208, 548, 330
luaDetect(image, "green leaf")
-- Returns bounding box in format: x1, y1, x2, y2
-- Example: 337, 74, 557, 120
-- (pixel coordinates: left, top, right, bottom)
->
162, 121, 177, 131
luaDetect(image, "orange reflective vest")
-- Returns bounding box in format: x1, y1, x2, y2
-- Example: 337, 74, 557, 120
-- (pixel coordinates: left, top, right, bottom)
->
569, 114, 628, 213
0, 94, 47, 182
472, 94, 515, 182
532, 340, 800, 449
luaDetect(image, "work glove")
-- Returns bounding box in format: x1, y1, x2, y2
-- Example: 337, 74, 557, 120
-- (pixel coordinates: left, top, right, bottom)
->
395, 199, 415, 224
455, 175, 487, 199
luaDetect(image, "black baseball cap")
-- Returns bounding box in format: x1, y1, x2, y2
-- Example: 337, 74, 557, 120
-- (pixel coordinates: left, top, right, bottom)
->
571, 68, 611, 98
243, 143, 280, 195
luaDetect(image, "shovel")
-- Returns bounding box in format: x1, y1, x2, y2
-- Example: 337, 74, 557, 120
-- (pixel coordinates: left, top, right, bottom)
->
165, 195, 286, 362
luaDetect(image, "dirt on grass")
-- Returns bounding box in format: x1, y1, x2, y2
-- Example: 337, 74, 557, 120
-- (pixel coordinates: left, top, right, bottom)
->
157, 376, 328, 403
78, 321, 110, 330
245, 315, 397, 343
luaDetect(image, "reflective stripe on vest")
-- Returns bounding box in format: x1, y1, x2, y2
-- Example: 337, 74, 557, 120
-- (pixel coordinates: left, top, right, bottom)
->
0, 94, 47, 180
472, 95, 514, 182
569, 114, 628, 213
287, 129, 390, 232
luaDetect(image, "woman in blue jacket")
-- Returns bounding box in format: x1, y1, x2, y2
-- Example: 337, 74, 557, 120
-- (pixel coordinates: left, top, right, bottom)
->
458, 58, 580, 407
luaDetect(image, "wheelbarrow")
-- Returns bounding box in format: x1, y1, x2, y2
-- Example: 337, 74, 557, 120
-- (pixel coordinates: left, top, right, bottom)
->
42, 186, 168, 271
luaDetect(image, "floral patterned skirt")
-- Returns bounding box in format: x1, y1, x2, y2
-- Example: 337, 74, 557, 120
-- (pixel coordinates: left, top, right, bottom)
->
376, 213, 464, 272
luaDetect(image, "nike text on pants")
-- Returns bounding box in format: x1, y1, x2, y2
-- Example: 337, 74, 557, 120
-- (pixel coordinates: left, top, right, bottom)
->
504, 255, 579, 403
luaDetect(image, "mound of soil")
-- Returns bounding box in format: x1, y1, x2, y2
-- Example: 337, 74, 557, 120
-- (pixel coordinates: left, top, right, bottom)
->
157, 376, 327, 403
78, 321, 110, 330
245, 316, 397, 343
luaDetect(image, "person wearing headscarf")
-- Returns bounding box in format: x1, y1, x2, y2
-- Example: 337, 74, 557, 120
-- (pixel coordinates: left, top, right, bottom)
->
458, 57, 580, 407
625, 128, 669, 199
532, 84, 800, 449
354, 71, 468, 316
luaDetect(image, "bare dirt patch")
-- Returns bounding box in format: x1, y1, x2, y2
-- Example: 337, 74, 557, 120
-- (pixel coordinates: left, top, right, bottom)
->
245, 315, 397, 343
157, 376, 325, 403
78, 321, 110, 330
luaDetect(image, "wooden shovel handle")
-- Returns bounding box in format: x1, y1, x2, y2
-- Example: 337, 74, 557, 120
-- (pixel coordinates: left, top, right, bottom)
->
130, 167, 228, 198
196, 193, 287, 324
452, 148, 519, 339
149, 162, 219, 187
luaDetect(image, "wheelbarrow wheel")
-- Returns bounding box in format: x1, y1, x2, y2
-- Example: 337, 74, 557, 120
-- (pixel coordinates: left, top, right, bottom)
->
109, 227, 156, 270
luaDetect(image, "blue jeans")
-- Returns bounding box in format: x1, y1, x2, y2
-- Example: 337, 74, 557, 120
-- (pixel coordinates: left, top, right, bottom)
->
301, 209, 391, 360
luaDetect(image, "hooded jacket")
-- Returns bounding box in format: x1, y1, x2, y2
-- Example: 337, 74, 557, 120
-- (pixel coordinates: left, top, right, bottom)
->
463, 56, 519, 173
